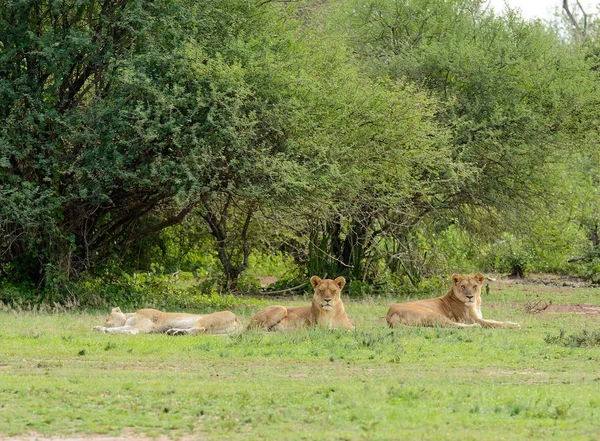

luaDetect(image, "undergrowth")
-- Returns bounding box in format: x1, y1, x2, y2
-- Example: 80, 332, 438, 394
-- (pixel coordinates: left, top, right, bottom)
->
544, 329, 600, 347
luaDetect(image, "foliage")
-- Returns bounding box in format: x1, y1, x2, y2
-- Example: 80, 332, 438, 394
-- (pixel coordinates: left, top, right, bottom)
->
339, 0, 600, 276
345, 279, 374, 297
480, 233, 532, 277
346, 0, 595, 209
0, 269, 264, 311
0, 0, 308, 288
267, 5, 462, 284
566, 258, 600, 285
2, 0, 600, 299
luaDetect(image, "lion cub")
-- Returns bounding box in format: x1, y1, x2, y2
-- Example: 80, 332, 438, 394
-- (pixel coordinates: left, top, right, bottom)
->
386, 273, 520, 329
248, 276, 354, 331
93, 307, 242, 335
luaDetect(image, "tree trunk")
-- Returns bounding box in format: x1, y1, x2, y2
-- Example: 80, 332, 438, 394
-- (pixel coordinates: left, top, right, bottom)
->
200, 194, 253, 292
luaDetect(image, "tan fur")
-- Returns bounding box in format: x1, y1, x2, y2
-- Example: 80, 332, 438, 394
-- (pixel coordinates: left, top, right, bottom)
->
93, 307, 242, 335
248, 276, 354, 331
386, 273, 520, 329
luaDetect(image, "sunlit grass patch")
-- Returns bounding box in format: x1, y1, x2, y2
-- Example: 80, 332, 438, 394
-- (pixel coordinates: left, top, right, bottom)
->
1, 284, 599, 440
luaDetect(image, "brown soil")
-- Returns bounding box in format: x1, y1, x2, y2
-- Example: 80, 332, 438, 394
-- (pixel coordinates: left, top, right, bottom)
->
501, 274, 590, 288
544, 303, 600, 315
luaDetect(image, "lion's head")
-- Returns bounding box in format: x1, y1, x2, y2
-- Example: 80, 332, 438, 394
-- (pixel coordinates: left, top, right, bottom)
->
104, 307, 127, 328
450, 273, 485, 306
310, 276, 346, 311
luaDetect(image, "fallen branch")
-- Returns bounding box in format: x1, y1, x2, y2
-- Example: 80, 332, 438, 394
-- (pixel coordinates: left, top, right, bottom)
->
524, 297, 552, 314
259, 283, 307, 296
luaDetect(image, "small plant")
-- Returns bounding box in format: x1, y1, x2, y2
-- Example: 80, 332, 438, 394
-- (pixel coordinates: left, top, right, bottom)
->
345, 279, 373, 297
544, 329, 600, 347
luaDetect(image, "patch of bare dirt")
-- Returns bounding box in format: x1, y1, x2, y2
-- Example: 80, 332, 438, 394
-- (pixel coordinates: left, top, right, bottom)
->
487, 369, 547, 376
501, 274, 590, 288
485, 369, 551, 384
544, 303, 600, 315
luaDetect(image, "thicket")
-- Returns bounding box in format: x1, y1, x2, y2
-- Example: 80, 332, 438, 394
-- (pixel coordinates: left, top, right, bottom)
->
1, 0, 600, 306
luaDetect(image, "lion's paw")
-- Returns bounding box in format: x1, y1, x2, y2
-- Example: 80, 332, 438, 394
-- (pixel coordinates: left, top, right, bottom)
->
505, 322, 521, 329
166, 328, 188, 336
93, 326, 106, 333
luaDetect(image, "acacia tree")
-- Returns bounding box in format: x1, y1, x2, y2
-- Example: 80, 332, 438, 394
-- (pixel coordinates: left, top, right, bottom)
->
557, 6, 600, 262
330, 0, 599, 278
247, 4, 465, 284
0, 0, 305, 288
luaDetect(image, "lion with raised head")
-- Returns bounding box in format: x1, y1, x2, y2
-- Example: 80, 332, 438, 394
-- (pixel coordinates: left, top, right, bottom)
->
386, 273, 520, 329
248, 276, 354, 331
93, 308, 242, 335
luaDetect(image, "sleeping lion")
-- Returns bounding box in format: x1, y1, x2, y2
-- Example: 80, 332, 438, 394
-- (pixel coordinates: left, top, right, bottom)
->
386, 273, 520, 329
93, 307, 242, 335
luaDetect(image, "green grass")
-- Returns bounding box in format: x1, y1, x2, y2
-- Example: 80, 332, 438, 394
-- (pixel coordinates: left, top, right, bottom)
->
1, 282, 600, 440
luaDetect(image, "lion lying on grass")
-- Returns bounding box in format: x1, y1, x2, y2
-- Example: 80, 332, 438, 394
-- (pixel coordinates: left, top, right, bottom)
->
386, 273, 520, 329
93, 307, 242, 335
248, 276, 354, 331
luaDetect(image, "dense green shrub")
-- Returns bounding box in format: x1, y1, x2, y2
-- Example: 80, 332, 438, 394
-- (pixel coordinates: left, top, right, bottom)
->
2, 0, 600, 302
0, 271, 264, 311
480, 233, 532, 277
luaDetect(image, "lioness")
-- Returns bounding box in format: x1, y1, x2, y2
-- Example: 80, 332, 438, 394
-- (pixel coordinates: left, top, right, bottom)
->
248, 276, 354, 331
93, 307, 242, 335
386, 273, 520, 329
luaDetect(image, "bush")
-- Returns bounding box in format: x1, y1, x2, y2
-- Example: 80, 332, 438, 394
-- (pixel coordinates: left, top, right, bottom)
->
0, 270, 265, 312
480, 233, 531, 277
345, 280, 373, 297
370, 270, 447, 299
0, 280, 41, 305
565, 257, 600, 285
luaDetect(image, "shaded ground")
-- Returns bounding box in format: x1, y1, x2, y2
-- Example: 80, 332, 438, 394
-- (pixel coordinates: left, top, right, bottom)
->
503, 273, 590, 288
485, 274, 600, 315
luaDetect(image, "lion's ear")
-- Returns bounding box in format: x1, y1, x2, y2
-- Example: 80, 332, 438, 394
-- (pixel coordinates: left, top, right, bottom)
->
111, 307, 122, 314
451, 274, 463, 285
334, 276, 346, 290
310, 276, 322, 289
474, 273, 485, 284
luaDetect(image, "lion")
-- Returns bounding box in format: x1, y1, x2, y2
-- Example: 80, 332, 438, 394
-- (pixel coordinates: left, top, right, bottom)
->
386, 273, 520, 329
93, 307, 243, 335
248, 276, 354, 331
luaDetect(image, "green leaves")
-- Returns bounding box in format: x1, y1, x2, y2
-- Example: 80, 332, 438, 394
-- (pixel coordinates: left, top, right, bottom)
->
345, 0, 593, 208
2, 0, 600, 292
0, 0, 304, 284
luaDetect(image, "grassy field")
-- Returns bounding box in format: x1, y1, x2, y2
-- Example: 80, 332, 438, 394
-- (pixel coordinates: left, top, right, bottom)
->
1, 279, 599, 440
